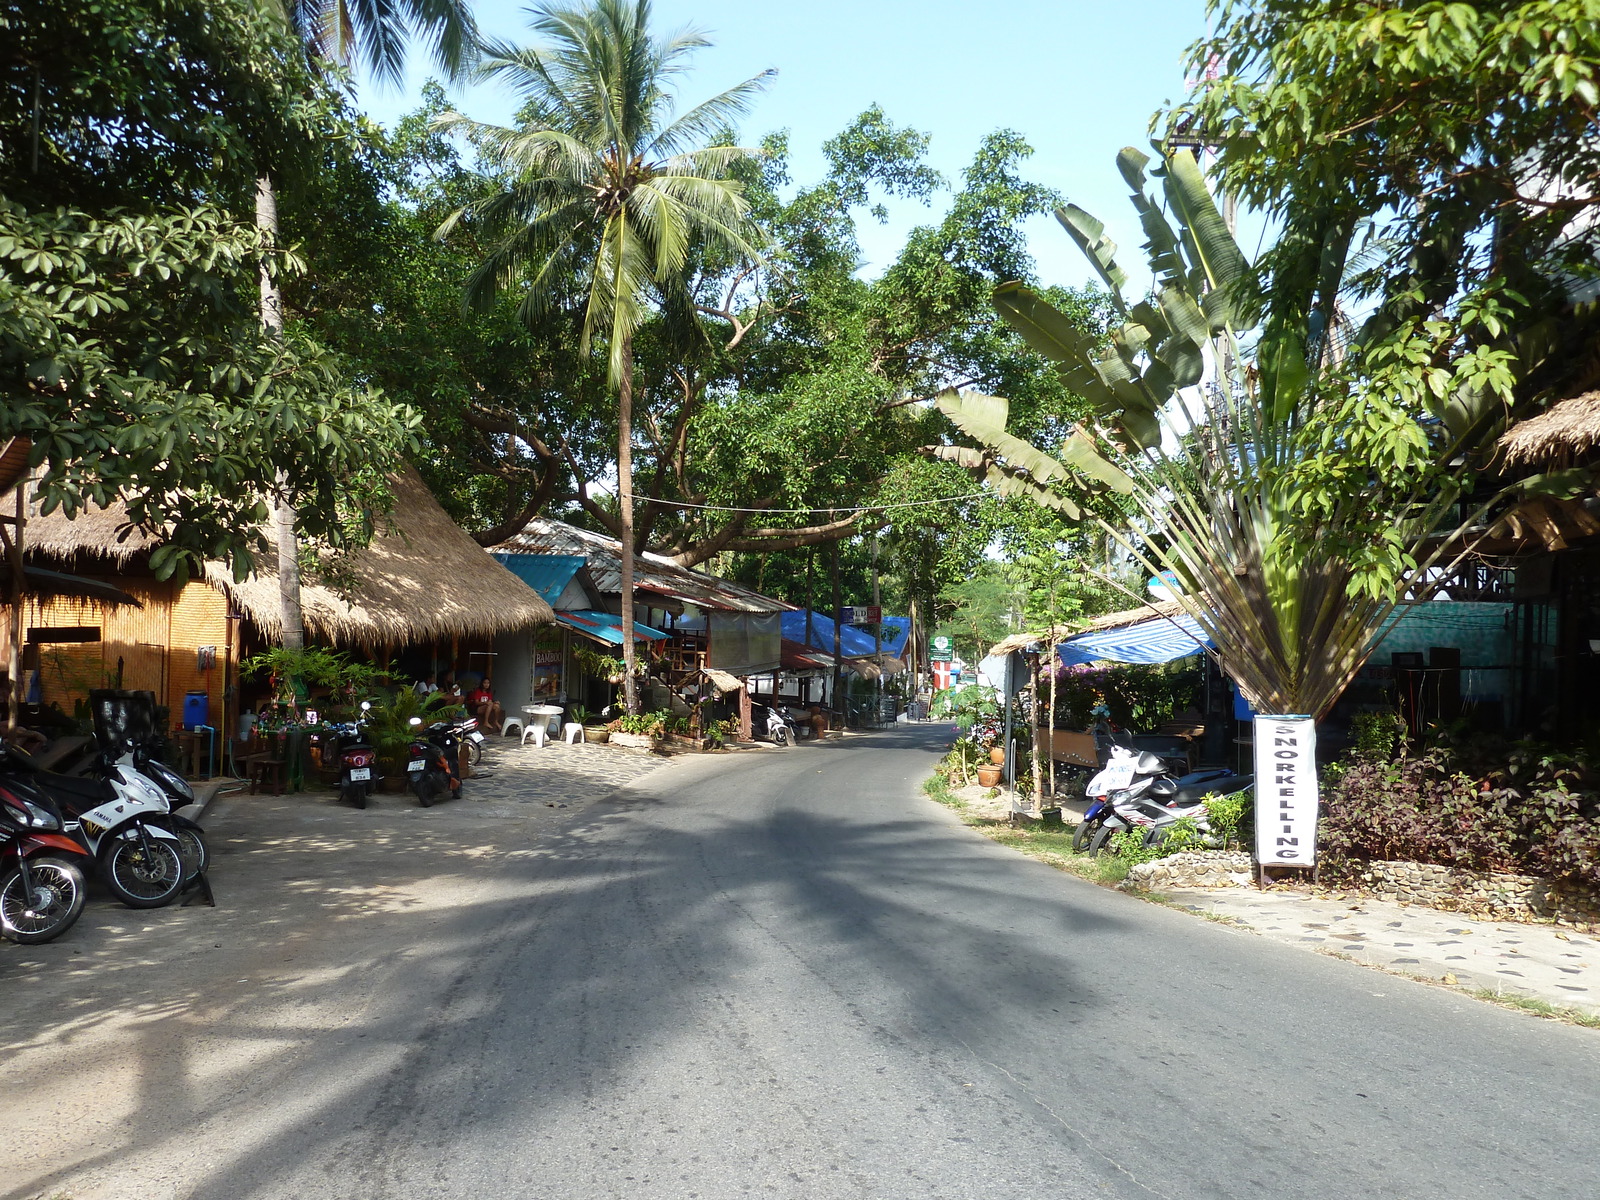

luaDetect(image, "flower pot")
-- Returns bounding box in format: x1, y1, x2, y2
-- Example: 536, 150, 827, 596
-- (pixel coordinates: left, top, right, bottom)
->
611, 731, 657, 749
989, 747, 1007, 766
976, 765, 1002, 787
583, 726, 610, 744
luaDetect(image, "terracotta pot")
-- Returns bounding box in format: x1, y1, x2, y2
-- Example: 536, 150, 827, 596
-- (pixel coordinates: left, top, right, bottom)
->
989, 747, 1007, 765
976, 765, 1002, 787
583, 726, 610, 744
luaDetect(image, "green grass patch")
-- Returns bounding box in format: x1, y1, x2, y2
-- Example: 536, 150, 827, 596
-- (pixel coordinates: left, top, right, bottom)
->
923, 770, 1139, 888
1464, 987, 1600, 1029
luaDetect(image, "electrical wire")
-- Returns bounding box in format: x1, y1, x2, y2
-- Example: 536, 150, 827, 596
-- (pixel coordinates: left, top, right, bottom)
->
639, 491, 989, 516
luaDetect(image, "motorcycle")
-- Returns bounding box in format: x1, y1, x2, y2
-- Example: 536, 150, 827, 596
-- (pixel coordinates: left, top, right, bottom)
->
0, 780, 92, 944
328, 704, 380, 809
95, 740, 209, 885
761, 705, 798, 747
405, 717, 462, 807
0, 743, 185, 907
1076, 746, 1252, 854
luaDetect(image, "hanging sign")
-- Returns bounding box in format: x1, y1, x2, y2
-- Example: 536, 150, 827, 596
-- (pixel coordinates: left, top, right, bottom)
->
929, 634, 953, 663
1252, 715, 1319, 867
840, 605, 881, 625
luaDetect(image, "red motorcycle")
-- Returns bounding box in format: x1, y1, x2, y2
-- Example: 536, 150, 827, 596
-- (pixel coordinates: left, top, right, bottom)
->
0, 781, 92, 944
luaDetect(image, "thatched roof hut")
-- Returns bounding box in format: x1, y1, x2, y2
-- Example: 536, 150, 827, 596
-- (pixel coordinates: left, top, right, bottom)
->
1498, 391, 1600, 468
25, 464, 552, 645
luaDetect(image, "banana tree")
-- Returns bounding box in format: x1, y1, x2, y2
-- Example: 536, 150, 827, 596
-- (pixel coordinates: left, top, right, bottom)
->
928, 147, 1524, 719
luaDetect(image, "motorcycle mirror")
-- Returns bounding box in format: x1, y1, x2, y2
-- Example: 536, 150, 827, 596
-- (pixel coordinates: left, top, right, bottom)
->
360, 700, 372, 712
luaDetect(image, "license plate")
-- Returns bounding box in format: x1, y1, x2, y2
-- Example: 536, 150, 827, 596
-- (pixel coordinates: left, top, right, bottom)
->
468, 731, 484, 743
348, 767, 371, 781
407, 759, 426, 772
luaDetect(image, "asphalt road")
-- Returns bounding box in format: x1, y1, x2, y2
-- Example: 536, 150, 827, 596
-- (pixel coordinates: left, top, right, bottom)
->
4, 724, 1599, 1200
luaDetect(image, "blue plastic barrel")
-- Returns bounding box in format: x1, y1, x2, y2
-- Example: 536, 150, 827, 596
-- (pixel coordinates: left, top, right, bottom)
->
182, 691, 210, 731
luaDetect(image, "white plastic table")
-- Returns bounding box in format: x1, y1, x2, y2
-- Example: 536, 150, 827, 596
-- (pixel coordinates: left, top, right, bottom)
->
521, 704, 565, 747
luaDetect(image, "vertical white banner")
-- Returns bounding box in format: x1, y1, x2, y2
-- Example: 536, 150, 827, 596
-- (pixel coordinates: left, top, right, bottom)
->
1253, 715, 1319, 867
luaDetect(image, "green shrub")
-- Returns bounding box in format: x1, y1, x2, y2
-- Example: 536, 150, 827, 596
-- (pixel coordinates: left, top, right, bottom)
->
1202, 790, 1251, 850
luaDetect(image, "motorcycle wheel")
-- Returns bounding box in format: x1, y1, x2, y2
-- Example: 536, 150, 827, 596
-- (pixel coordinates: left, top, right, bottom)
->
101, 831, 184, 908
167, 818, 209, 883
775, 728, 791, 747
461, 739, 482, 768
0, 856, 87, 944
1071, 816, 1102, 853
1087, 823, 1117, 857
413, 772, 442, 807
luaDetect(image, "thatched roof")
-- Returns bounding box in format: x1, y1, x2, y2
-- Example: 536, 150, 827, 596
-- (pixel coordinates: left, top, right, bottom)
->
25, 465, 552, 645
1499, 391, 1600, 468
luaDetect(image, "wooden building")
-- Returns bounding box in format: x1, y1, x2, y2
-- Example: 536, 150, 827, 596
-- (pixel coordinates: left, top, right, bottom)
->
7, 465, 553, 738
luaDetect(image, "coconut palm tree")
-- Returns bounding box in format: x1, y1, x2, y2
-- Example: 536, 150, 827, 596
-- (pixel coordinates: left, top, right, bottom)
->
435, 0, 770, 714
256, 0, 479, 650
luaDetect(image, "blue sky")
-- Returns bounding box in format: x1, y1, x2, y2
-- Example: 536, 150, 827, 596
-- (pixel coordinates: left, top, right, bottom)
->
355, 0, 1217, 290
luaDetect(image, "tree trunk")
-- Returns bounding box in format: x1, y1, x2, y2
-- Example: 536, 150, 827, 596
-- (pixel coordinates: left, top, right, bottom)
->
618, 331, 639, 715
257, 175, 304, 653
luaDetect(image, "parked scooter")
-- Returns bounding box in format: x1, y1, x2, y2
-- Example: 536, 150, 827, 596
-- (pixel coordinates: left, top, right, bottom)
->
0, 743, 185, 907
0, 779, 92, 943
95, 740, 209, 884
761, 705, 798, 747
405, 717, 462, 807
327, 703, 380, 809
1077, 745, 1252, 854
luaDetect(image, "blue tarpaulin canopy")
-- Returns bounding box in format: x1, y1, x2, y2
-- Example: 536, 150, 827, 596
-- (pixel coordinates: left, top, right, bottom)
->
554, 610, 669, 646
1057, 612, 1211, 666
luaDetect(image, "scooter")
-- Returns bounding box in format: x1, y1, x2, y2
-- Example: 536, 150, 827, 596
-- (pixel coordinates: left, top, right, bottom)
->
95, 739, 209, 884
328, 704, 380, 809
405, 717, 462, 807
761, 705, 798, 747
0, 781, 92, 943
0, 743, 185, 907
1078, 746, 1252, 854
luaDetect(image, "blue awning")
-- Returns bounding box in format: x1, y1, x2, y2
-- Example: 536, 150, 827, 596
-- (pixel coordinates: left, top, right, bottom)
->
1058, 612, 1211, 666
554, 610, 669, 646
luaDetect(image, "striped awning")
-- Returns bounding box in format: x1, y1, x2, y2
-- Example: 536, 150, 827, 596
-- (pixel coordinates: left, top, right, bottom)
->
1057, 611, 1210, 666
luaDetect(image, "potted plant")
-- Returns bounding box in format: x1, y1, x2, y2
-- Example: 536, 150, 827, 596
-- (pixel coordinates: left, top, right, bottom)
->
361, 688, 464, 790
611, 709, 668, 749
569, 704, 608, 744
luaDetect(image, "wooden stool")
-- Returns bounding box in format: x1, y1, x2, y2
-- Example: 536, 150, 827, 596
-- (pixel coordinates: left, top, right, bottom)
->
242, 753, 285, 795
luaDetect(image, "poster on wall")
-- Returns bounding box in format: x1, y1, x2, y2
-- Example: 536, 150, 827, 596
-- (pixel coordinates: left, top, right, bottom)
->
532, 632, 564, 699
1253, 715, 1318, 867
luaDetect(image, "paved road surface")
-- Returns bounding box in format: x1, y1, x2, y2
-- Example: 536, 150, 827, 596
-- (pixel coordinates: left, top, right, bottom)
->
3, 724, 1598, 1199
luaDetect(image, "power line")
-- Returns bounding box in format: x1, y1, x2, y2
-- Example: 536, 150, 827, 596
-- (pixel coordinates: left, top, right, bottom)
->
641, 491, 989, 516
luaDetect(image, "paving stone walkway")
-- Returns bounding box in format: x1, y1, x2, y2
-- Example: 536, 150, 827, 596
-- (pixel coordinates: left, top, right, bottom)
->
1166, 885, 1600, 1017
460, 733, 674, 813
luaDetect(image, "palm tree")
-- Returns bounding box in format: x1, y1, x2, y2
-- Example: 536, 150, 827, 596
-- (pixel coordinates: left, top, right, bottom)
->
435, 0, 770, 713
255, 0, 478, 651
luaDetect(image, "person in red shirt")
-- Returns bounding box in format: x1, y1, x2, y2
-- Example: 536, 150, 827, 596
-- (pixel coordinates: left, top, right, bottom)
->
467, 683, 504, 734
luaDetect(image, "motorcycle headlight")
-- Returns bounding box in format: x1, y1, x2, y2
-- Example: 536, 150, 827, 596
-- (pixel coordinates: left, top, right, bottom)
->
6, 799, 61, 830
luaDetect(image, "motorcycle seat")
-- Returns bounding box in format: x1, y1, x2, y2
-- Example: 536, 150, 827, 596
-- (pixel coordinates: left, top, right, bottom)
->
1170, 774, 1252, 803
32, 773, 117, 807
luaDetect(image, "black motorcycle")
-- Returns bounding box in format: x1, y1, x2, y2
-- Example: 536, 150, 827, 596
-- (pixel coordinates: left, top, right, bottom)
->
405, 718, 462, 807
328, 709, 380, 809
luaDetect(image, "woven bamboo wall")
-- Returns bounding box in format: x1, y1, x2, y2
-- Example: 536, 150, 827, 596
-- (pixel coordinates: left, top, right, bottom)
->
6, 579, 230, 728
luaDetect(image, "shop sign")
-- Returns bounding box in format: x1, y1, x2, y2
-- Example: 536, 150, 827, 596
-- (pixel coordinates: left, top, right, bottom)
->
1253, 715, 1318, 867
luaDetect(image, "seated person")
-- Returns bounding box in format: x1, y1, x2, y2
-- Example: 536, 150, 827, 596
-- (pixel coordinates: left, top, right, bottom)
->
414, 673, 439, 697
467, 683, 504, 734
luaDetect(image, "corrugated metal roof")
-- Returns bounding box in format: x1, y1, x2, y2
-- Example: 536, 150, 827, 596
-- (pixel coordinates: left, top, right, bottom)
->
493, 518, 794, 614
493, 553, 586, 605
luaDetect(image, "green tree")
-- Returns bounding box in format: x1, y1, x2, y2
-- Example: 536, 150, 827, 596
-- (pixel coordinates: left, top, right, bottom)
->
258, 0, 478, 651
435, 0, 770, 713
932, 147, 1525, 718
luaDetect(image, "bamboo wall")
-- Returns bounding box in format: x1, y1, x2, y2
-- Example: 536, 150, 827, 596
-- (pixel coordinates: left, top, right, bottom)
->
1, 578, 232, 730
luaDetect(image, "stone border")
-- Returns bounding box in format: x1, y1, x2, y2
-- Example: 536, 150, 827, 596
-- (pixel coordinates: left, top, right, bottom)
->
1126, 850, 1252, 890
1341, 859, 1600, 925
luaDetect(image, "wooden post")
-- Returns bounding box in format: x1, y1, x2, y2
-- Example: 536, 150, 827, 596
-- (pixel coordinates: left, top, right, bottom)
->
831, 535, 843, 725
5, 483, 23, 734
